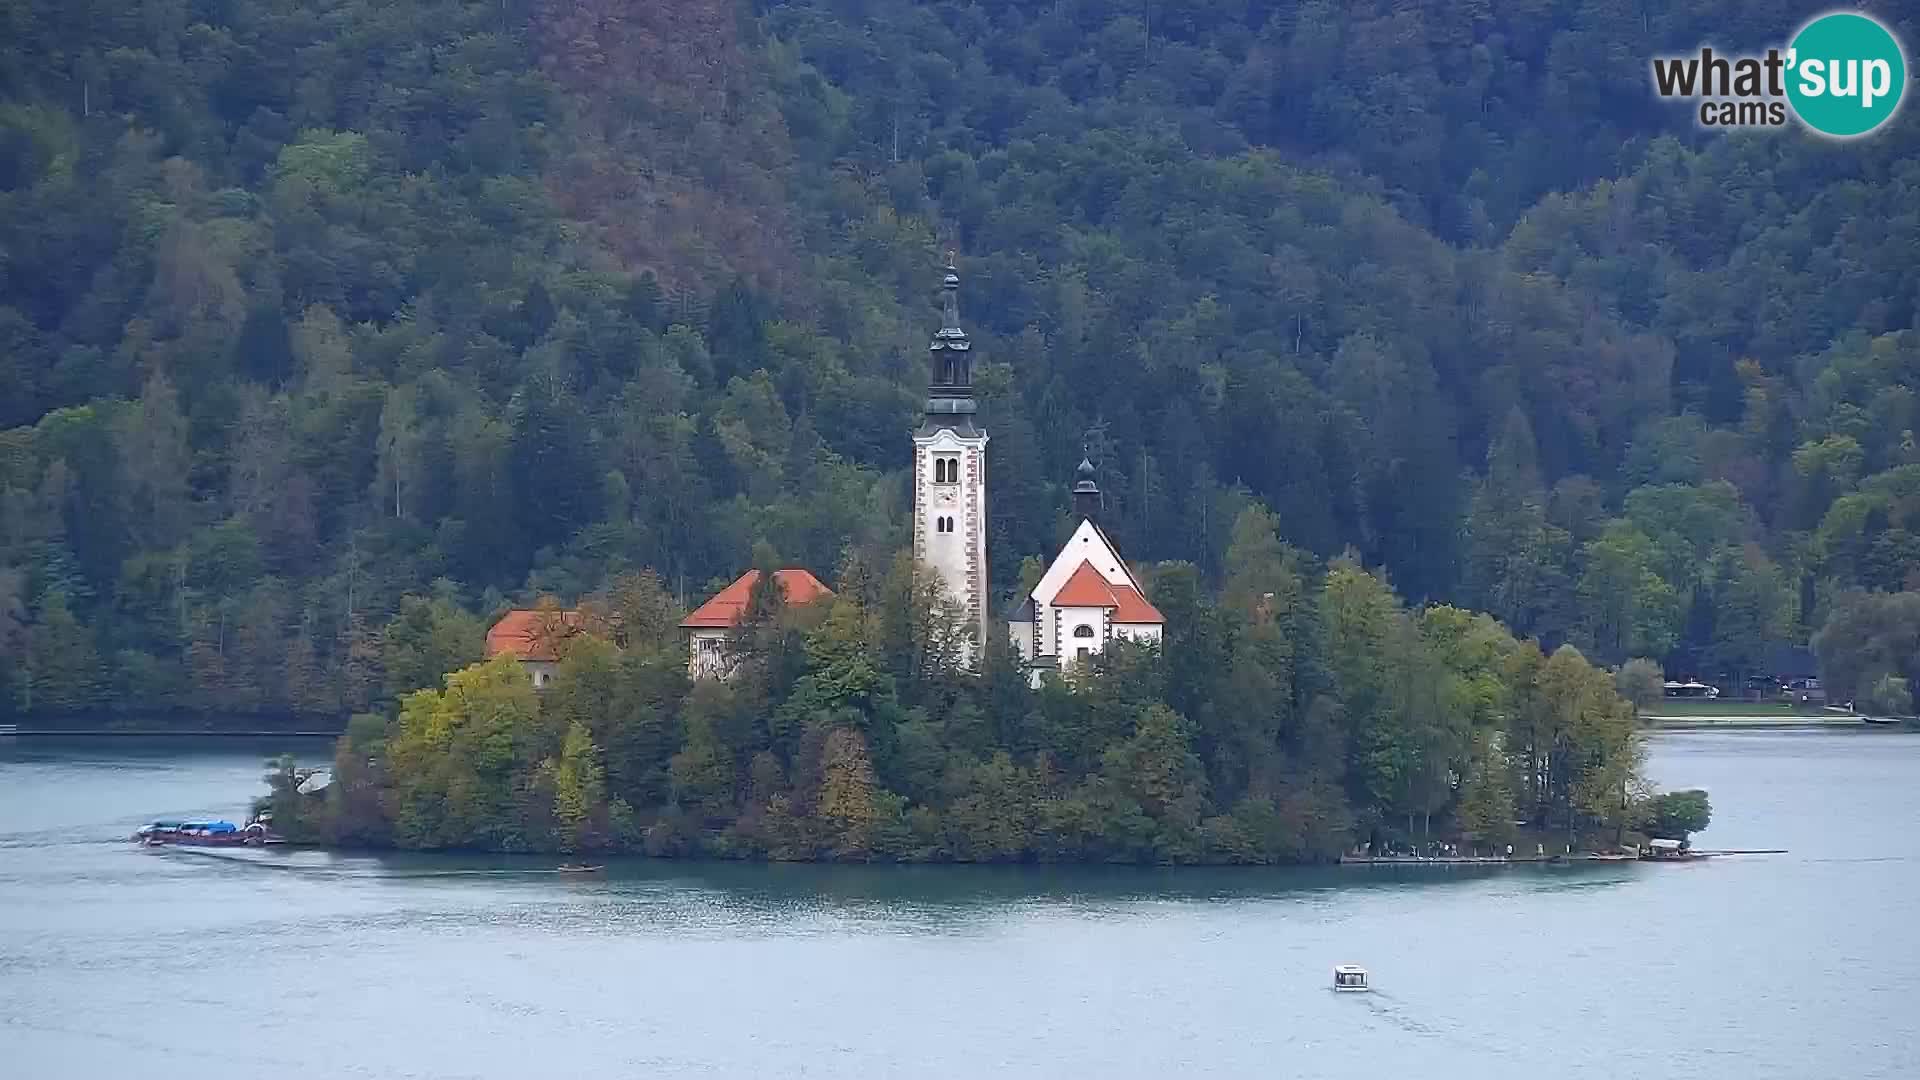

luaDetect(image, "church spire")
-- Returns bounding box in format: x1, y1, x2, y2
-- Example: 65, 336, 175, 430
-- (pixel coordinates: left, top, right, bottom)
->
923, 251, 978, 433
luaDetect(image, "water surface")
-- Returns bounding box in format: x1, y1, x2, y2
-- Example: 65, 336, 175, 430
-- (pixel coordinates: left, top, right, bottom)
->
2, 731, 1915, 1079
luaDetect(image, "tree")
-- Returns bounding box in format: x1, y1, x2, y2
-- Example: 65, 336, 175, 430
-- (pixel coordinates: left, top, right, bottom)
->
1102, 704, 1208, 834
817, 726, 881, 857
1704, 546, 1796, 693
1813, 591, 1920, 707
1577, 523, 1682, 664
1638, 789, 1711, 841
1865, 674, 1912, 717
1615, 658, 1665, 719
21, 590, 102, 710
381, 596, 486, 699
1510, 643, 1640, 840
1461, 409, 1572, 638
601, 570, 685, 657
1456, 728, 1516, 851
543, 718, 609, 852
385, 656, 542, 849
510, 383, 601, 560
114, 372, 192, 549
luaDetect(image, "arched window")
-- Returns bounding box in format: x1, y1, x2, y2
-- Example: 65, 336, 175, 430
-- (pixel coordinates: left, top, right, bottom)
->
936, 458, 948, 483
1072, 624, 1095, 638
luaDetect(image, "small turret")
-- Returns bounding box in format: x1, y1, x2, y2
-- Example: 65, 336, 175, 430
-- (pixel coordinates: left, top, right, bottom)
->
1072, 457, 1101, 520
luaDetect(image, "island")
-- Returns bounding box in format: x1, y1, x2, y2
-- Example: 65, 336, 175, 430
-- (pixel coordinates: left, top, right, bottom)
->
257, 544, 1711, 864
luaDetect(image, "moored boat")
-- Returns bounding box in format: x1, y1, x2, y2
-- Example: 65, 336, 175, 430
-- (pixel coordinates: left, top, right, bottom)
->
556, 863, 605, 873
134, 818, 282, 847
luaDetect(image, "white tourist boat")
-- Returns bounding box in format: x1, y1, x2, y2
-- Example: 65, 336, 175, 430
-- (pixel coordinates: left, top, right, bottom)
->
1332, 965, 1370, 992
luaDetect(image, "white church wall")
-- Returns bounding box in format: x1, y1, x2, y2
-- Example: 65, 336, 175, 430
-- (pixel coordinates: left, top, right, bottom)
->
1008, 619, 1033, 661
1053, 605, 1108, 669
1028, 520, 1123, 607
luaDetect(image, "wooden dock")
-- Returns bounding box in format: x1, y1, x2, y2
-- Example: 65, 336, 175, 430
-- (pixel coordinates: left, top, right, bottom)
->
1341, 854, 1554, 866
1340, 849, 1786, 866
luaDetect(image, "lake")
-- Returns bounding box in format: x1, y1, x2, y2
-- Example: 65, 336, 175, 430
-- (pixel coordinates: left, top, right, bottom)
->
2, 730, 1915, 1079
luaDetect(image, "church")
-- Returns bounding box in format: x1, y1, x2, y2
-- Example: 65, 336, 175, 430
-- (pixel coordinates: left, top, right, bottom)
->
1004, 459, 1163, 685
908, 256, 1162, 685
682, 255, 1163, 681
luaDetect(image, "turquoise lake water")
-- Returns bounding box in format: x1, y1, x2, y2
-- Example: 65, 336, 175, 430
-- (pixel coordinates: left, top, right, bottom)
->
2, 730, 1915, 1079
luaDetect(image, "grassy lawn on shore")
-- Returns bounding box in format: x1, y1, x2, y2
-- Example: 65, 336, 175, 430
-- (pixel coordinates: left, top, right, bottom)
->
1645, 699, 1836, 718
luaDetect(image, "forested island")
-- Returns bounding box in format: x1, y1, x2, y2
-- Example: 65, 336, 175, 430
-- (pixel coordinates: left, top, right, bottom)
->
260, 536, 1707, 861
2, 1, 1913, 852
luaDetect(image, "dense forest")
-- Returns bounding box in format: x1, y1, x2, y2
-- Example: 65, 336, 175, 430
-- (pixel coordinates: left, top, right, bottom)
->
1, 2, 1916, 840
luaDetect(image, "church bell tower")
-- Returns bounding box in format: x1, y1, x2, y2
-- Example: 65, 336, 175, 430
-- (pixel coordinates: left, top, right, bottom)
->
912, 254, 989, 643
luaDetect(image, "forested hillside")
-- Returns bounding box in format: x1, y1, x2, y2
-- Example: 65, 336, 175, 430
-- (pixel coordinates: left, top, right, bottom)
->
3, 0, 1917, 730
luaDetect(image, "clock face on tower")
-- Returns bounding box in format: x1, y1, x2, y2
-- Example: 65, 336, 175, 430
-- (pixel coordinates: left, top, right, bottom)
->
934, 488, 957, 507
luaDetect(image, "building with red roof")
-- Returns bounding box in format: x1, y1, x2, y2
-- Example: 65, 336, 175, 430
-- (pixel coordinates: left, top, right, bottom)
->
1007, 459, 1165, 686
484, 607, 590, 689
681, 568, 834, 678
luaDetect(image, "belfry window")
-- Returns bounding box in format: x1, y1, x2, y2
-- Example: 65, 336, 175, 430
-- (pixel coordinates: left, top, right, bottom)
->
934, 456, 960, 484
1072, 624, 1095, 638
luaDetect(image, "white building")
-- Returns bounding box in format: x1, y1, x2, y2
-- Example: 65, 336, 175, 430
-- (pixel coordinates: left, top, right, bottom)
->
1007, 460, 1164, 686
912, 255, 989, 650
680, 568, 833, 679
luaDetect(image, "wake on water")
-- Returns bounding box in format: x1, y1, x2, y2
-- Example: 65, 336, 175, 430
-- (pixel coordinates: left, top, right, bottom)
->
161, 847, 590, 879
1352, 991, 1442, 1038
1340, 987, 1505, 1060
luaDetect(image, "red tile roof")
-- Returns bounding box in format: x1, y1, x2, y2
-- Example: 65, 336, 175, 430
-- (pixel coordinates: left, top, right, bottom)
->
1049, 561, 1165, 624
680, 569, 834, 629
486, 609, 587, 663
1109, 583, 1165, 624
1053, 561, 1122, 608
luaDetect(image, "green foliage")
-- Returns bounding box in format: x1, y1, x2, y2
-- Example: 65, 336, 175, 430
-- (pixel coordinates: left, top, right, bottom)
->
1638, 790, 1712, 841
7, 1, 1892, 844
272, 539, 1658, 861
2, 1, 1912, 721
381, 595, 486, 700
1866, 675, 1912, 718
1615, 658, 1666, 716
1813, 591, 1920, 707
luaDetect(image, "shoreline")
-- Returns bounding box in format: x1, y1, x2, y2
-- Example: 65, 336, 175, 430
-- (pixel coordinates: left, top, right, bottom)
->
1643, 715, 1895, 730
0, 729, 342, 738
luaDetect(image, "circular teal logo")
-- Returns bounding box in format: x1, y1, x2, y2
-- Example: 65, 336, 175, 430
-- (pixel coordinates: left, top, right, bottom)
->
1786, 12, 1907, 138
